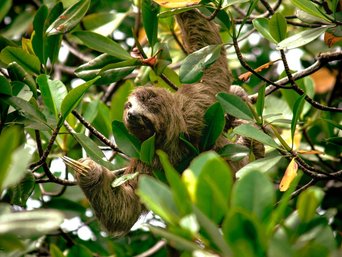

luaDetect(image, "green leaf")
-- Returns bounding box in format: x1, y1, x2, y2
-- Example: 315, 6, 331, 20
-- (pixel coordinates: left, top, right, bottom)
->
32, 5, 48, 64
0, 127, 20, 190
0, 234, 25, 252
236, 154, 283, 179
45, 2, 63, 64
46, 0, 90, 35
60, 76, 100, 120
223, 209, 266, 257
0, 75, 12, 95
193, 206, 231, 256
72, 133, 116, 170
158, 150, 192, 216
2, 147, 32, 189
4, 96, 48, 125
277, 26, 330, 50
37, 75, 68, 119
137, 175, 180, 224
234, 124, 279, 149
73, 31, 131, 60
0, 209, 64, 237
112, 120, 141, 158
0, 0, 12, 23
194, 152, 233, 224
140, 134, 155, 165
67, 245, 93, 257
269, 12, 287, 42
256, 85, 265, 117
7, 62, 37, 98
110, 80, 134, 121
291, 95, 305, 148
290, 0, 332, 22
253, 18, 277, 44
7, 173, 35, 207
112, 172, 139, 188
50, 244, 65, 257
200, 102, 225, 151
232, 171, 275, 224
297, 186, 324, 223
219, 143, 250, 161
179, 44, 222, 84
149, 226, 201, 251
217, 92, 254, 121
0, 47, 41, 74
142, 0, 160, 48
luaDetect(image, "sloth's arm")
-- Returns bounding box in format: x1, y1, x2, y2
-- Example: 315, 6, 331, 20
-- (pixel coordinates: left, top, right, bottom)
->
176, 10, 233, 91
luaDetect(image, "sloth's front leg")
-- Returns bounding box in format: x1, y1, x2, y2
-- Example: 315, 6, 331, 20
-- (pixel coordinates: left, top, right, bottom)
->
63, 157, 144, 237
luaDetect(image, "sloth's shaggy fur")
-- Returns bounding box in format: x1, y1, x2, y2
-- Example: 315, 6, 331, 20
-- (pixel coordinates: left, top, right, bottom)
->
75, 10, 264, 237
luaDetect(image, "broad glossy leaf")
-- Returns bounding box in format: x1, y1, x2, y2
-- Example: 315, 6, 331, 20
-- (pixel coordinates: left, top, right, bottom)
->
50, 244, 65, 257
82, 12, 127, 36
297, 186, 324, 222
112, 172, 139, 188
158, 150, 192, 215
223, 209, 266, 257
73, 31, 131, 60
277, 26, 330, 50
2, 147, 32, 189
67, 245, 93, 257
112, 120, 141, 158
137, 175, 180, 224
0, 0, 12, 23
193, 207, 231, 256
8, 173, 35, 206
0, 127, 20, 190
142, 0, 159, 47
0, 75, 11, 95
46, 0, 90, 35
140, 134, 155, 165
0, 234, 25, 252
99, 65, 136, 83
290, 0, 332, 22
194, 152, 233, 223
149, 226, 201, 251
72, 133, 116, 170
60, 76, 100, 120
7, 62, 37, 98
232, 171, 275, 223
236, 154, 283, 178
0, 47, 40, 74
179, 45, 222, 83
217, 92, 254, 121
234, 124, 279, 149
218, 143, 250, 161
37, 75, 68, 119
253, 18, 277, 44
256, 85, 265, 117
4, 96, 48, 125
0, 209, 64, 237
269, 12, 287, 42
200, 102, 225, 151
32, 5, 48, 64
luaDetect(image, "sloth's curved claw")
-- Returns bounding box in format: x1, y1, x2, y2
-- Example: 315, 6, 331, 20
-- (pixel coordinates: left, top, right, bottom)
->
62, 156, 90, 177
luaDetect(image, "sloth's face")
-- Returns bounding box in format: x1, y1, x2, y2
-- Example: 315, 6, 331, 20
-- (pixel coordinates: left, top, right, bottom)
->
123, 87, 166, 142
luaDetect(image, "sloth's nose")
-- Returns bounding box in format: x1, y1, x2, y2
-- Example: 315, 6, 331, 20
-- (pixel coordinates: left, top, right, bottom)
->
127, 111, 140, 122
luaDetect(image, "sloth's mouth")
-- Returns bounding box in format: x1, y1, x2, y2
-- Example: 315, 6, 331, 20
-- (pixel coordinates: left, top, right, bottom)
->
124, 111, 155, 141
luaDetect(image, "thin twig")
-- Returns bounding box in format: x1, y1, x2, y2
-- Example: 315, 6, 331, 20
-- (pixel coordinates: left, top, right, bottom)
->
71, 110, 128, 158
134, 240, 166, 257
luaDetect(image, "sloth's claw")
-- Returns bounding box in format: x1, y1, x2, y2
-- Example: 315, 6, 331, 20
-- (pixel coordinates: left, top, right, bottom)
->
62, 156, 90, 176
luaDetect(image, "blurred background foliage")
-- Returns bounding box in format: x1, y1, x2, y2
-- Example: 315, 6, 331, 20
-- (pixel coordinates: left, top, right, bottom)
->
0, 0, 341, 256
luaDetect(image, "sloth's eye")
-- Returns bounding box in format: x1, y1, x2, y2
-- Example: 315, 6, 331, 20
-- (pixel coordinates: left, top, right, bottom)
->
124, 102, 132, 109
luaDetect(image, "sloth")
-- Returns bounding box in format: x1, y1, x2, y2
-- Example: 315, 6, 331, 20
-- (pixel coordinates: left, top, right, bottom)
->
64, 9, 264, 237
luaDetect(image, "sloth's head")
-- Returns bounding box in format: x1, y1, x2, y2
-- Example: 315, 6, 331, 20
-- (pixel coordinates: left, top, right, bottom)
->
123, 87, 182, 144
